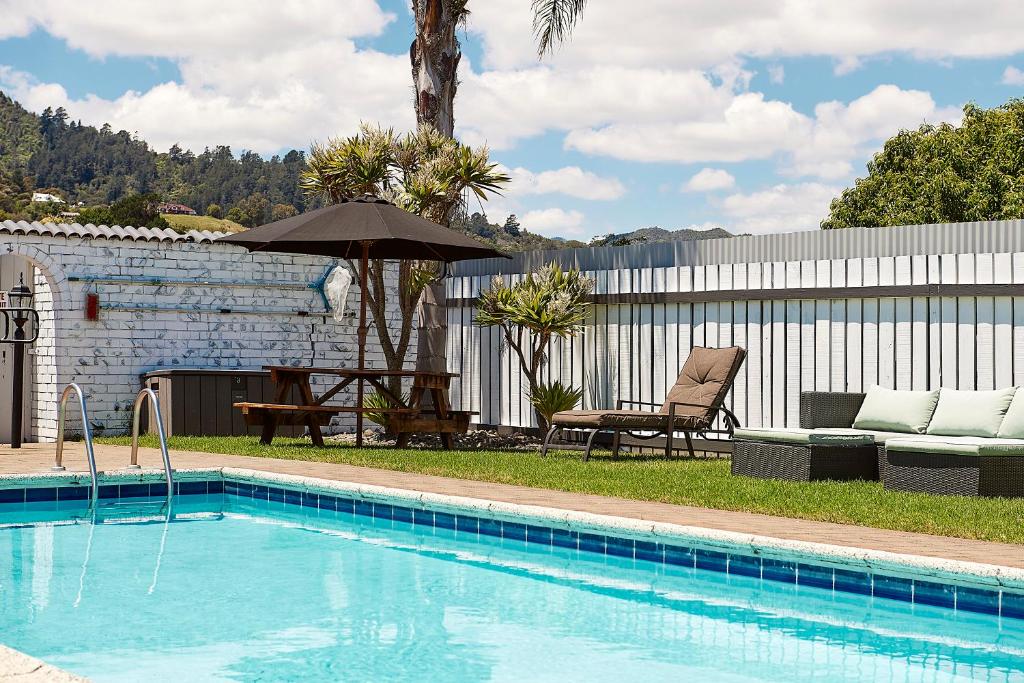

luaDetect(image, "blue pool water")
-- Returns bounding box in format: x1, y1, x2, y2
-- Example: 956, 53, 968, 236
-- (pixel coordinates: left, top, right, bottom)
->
1, 487, 1023, 682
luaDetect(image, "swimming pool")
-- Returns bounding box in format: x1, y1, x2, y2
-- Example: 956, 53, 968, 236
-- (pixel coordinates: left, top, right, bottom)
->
1, 471, 1023, 682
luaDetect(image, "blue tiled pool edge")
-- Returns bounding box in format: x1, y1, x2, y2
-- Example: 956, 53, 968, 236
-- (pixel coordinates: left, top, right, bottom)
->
1, 471, 1023, 622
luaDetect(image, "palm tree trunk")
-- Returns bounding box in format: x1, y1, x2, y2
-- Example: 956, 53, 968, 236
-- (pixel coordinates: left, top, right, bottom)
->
410, 0, 460, 136
411, 0, 461, 381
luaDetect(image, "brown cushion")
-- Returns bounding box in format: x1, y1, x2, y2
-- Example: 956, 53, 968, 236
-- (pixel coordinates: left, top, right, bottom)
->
661, 345, 746, 417
551, 409, 711, 430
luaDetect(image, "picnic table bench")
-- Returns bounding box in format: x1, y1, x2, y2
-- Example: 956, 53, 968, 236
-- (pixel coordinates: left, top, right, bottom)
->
234, 366, 475, 448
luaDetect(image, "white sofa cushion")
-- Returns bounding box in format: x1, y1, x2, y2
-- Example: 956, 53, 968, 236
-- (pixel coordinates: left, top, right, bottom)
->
733, 427, 874, 446
926, 387, 1017, 437
885, 435, 1024, 457
998, 389, 1024, 438
852, 386, 939, 434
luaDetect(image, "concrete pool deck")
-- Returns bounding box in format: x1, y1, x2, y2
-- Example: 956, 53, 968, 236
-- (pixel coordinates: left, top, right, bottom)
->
1, 441, 1022, 570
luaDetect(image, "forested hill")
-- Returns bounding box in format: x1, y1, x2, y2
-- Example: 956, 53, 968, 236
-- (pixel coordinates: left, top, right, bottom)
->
0, 92, 310, 224
0, 92, 732, 248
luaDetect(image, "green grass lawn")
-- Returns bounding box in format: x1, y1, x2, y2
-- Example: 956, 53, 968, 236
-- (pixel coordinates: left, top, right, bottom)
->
99, 435, 1024, 545
160, 213, 246, 233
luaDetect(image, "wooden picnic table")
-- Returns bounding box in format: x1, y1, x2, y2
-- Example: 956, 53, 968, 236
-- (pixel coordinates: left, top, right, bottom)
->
234, 366, 469, 449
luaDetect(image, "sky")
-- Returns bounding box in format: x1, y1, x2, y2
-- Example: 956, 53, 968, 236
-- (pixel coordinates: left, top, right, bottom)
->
1, 1, 1023, 240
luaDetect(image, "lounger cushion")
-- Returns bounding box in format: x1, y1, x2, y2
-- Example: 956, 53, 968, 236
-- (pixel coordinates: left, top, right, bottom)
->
926, 387, 1017, 437
997, 389, 1024, 438
885, 435, 1024, 457
661, 345, 746, 417
733, 427, 874, 446
852, 386, 939, 434
551, 409, 710, 430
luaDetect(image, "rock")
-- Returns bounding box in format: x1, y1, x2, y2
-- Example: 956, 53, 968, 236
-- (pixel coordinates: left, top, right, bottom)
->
325, 428, 542, 451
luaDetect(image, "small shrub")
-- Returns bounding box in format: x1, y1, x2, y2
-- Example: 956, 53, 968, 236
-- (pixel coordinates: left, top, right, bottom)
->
364, 391, 409, 428
528, 381, 583, 427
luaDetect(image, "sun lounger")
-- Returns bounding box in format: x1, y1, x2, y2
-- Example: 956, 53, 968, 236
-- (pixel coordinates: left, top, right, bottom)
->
542, 346, 746, 460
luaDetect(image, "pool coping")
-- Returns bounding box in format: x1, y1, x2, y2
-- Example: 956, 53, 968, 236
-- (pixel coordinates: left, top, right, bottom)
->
0, 644, 87, 681
2, 466, 1024, 593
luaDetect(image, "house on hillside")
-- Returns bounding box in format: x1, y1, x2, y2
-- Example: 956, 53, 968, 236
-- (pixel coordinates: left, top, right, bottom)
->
31, 192, 64, 203
157, 202, 197, 215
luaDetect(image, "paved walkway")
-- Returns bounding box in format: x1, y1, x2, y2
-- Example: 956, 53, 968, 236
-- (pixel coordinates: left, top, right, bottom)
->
3, 442, 1022, 569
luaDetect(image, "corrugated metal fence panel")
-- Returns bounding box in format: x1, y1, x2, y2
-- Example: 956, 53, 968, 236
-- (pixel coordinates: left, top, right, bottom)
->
447, 223, 1024, 430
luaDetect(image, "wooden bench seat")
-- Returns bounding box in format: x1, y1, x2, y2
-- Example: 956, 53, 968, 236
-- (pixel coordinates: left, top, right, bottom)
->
234, 400, 476, 449
234, 402, 417, 414
235, 402, 417, 428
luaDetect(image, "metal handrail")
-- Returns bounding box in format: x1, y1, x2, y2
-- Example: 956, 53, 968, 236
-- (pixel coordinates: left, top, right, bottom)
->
54, 383, 98, 504
130, 388, 174, 501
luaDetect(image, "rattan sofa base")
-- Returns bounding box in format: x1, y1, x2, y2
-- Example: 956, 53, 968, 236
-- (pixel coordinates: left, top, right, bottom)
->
784, 391, 1024, 496
732, 440, 879, 482
880, 447, 1024, 497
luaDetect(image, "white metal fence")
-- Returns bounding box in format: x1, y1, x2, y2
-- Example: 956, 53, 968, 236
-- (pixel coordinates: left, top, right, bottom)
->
444, 221, 1024, 430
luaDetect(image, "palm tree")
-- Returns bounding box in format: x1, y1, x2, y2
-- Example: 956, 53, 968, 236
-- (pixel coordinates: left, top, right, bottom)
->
301, 124, 509, 392
409, 0, 587, 377
410, 0, 587, 135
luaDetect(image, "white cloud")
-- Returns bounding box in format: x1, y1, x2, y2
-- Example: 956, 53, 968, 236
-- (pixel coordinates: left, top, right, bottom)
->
564, 92, 809, 163
1002, 66, 1024, 85
720, 182, 841, 234
502, 165, 626, 200
468, 0, 1024, 71
0, 45, 412, 154
788, 84, 961, 179
0, 1, 412, 154
767, 64, 785, 85
683, 168, 736, 192
550, 82, 956, 181
0, 1, 392, 58
521, 208, 587, 237
457, 65, 728, 150
833, 56, 863, 76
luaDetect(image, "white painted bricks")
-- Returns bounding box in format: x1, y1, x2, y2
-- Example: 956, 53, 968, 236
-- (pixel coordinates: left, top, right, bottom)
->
3, 233, 410, 438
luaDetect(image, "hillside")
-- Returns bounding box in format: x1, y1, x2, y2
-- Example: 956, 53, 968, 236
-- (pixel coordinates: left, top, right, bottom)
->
0, 91, 310, 227
1, 92, 734, 249
455, 211, 731, 252
602, 225, 734, 244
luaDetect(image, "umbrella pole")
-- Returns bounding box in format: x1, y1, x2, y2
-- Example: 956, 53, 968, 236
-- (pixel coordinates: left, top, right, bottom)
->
356, 242, 369, 448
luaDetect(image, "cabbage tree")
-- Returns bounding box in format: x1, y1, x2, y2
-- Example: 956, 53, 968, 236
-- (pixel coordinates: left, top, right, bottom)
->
476, 263, 593, 430
301, 124, 508, 392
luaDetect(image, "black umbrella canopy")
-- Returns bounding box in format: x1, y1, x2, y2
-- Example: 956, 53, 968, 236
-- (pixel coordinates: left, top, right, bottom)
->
215, 193, 507, 448
215, 194, 508, 262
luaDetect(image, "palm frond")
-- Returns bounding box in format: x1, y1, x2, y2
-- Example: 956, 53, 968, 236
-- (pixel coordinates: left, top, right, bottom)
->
531, 0, 587, 58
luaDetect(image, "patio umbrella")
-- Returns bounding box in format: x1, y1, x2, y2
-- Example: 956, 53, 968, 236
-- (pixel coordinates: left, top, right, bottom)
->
216, 194, 508, 445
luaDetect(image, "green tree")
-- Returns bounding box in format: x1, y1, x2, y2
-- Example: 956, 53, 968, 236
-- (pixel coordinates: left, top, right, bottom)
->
270, 203, 298, 221
229, 192, 271, 227
466, 211, 494, 237
503, 213, 521, 236
206, 203, 223, 218
475, 262, 593, 429
823, 100, 1024, 229
87, 192, 169, 228
301, 124, 508, 391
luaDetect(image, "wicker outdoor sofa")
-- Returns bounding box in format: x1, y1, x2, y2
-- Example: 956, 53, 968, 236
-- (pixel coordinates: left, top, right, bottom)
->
732, 388, 1024, 497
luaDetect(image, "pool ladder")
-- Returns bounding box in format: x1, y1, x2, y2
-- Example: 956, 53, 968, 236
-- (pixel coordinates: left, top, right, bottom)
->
53, 383, 98, 502
53, 385, 174, 506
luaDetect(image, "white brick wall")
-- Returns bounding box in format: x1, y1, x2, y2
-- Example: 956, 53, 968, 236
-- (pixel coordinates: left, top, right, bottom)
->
3, 233, 409, 439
